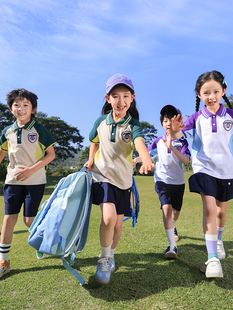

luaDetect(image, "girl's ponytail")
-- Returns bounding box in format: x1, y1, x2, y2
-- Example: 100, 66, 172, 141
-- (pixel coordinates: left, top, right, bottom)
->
223, 94, 233, 109
195, 95, 200, 112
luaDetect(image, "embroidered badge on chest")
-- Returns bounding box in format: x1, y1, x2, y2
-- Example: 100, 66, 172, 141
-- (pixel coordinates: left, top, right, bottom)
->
173, 141, 182, 151
122, 131, 132, 143
28, 133, 37, 143
223, 120, 233, 131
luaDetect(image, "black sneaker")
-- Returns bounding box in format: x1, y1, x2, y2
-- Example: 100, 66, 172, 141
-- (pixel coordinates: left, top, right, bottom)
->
174, 227, 179, 242
165, 246, 177, 259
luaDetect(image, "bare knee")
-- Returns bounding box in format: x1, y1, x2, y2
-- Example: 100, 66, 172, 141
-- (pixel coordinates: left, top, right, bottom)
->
101, 203, 117, 228
115, 221, 123, 232
102, 215, 116, 228
24, 217, 35, 228
203, 206, 216, 219
162, 204, 172, 218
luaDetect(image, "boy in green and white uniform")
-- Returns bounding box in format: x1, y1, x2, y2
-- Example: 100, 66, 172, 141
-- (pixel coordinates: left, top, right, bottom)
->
0, 88, 56, 278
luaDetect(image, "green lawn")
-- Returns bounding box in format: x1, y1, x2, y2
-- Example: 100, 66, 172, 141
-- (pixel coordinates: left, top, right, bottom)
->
0, 173, 233, 309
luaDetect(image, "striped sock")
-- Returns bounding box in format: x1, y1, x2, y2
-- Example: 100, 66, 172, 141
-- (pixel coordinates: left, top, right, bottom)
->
0, 243, 11, 261
217, 226, 224, 241
204, 234, 218, 260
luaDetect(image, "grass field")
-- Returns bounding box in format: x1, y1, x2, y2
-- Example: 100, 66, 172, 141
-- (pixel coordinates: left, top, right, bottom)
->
0, 172, 233, 309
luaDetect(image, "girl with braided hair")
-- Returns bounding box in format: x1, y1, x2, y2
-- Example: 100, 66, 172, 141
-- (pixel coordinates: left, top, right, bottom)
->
172, 70, 233, 278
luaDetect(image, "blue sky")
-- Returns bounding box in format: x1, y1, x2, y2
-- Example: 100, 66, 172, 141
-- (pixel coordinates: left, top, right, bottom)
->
0, 0, 233, 147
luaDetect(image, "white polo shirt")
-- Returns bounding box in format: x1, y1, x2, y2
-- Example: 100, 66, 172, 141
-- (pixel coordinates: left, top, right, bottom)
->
183, 104, 233, 179
0, 119, 56, 185
148, 136, 191, 185
89, 112, 144, 189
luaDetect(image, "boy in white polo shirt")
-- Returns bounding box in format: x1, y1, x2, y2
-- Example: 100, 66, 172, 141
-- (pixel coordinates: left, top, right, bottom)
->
134, 105, 190, 258
0, 88, 56, 278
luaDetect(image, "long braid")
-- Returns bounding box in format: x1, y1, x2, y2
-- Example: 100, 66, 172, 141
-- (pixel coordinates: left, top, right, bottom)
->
223, 94, 233, 109
195, 95, 200, 112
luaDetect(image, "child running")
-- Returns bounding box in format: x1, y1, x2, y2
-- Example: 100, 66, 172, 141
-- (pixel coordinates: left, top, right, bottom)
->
172, 70, 233, 278
134, 105, 191, 259
0, 88, 56, 278
85, 73, 154, 284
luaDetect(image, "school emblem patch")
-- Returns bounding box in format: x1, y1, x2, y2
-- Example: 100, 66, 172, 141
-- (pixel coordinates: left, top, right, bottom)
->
122, 131, 132, 143
28, 133, 37, 143
223, 121, 233, 131
173, 140, 182, 151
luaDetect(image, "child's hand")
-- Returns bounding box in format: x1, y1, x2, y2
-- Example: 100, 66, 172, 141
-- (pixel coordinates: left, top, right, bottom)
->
139, 162, 155, 175
171, 114, 185, 133
163, 132, 172, 149
14, 166, 34, 181
132, 158, 138, 168
84, 160, 93, 172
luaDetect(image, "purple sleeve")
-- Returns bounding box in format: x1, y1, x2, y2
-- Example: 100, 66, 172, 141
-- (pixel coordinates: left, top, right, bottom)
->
180, 138, 191, 157
148, 136, 162, 152
182, 111, 201, 133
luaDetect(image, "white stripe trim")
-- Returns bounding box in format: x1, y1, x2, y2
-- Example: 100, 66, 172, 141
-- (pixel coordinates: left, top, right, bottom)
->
204, 234, 217, 241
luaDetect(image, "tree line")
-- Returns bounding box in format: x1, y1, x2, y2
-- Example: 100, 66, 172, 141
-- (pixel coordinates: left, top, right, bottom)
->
0, 103, 84, 179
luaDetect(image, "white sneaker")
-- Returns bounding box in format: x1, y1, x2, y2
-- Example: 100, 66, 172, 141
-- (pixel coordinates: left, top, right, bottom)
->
205, 257, 223, 278
217, 240, 226, 260
165, 246, 177, 259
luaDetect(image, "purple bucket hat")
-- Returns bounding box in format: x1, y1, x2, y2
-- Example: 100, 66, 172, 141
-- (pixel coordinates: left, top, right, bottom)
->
106, 74, 134, 94
160, 105, 182, 117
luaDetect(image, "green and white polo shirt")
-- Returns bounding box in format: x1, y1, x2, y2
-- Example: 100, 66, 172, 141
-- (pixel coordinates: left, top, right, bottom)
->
0, 119, 56, 185
89, 112, 144, 189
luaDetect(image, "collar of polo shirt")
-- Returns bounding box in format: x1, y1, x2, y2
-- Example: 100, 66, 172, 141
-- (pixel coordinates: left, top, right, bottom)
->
201, 104, 226, 133
106, 111, 132, 127
12, 118, 36, 131
12, 118, 36, 144
106, 112, 132, 143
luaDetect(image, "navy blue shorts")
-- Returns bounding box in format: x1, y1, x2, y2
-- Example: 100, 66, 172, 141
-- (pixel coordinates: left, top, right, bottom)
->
155, 181, 185, 211
92, 182, 131, 215
4, 184, 45, 217
189, 173, 233, 202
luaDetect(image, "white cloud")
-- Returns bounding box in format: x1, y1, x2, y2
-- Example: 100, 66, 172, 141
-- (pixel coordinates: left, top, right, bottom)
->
0, 0, 232, 85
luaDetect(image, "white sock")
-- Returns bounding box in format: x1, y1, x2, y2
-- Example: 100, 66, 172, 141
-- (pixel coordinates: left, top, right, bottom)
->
101, 245, 111, 257
0, 243, 11, 261
110, 248, 115, 256
165, 228, 176, 248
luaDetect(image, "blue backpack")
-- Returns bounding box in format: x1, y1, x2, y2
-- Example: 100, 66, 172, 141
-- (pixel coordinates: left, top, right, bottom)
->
28, 167, 92, 286
124, 176, 140, 227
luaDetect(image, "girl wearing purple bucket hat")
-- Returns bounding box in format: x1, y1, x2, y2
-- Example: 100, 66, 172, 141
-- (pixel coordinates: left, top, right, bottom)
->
85, 73, 154, 284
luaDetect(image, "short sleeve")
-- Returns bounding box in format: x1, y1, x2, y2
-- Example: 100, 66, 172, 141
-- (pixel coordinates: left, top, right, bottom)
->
34, 123, 56, 150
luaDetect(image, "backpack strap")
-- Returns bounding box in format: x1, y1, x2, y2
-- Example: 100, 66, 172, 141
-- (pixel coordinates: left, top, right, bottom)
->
123, 176, 139, 228
65, 165, 92, 286
61, 257, 85, 286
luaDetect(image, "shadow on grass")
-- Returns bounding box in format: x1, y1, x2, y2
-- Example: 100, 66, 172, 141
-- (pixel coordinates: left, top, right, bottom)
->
13, 230, 28, 234
0, 229, 28, 236
77, 242, 233, 301
2, 265, 64, 280
178, 235, 204, 242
